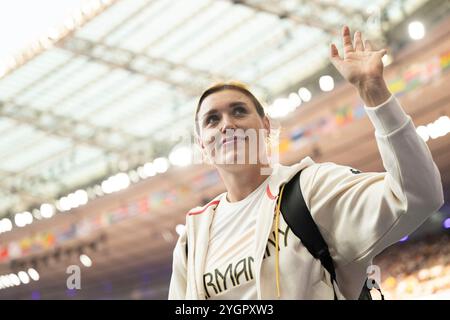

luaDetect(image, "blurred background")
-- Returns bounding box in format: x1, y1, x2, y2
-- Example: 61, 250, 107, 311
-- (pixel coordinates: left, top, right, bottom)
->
0, 0, 449, 300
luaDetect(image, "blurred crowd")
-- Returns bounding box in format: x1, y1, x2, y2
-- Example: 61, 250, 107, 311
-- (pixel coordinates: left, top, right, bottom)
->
374, 232, 450, 299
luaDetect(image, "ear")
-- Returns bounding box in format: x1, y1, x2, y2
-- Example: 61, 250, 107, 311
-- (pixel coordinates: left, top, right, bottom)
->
195, 134, 204, 149
263, 116, 270, 135
195, 133, 210, 164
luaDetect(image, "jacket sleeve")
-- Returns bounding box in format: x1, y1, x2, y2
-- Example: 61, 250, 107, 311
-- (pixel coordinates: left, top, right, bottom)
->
301, 95, 444, 264
168, 228, 188, 299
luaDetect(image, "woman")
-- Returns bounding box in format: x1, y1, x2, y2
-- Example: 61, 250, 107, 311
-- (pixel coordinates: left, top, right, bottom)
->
168, 26, 443, 299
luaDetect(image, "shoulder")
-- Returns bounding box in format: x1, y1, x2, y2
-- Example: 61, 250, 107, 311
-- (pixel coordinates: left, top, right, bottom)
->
301, 161, 367, 184
186, 194, 223, 217
299, 161, 375, 204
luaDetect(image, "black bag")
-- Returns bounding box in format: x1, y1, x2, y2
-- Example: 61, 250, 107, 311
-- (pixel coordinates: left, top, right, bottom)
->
279, 170, 384, 300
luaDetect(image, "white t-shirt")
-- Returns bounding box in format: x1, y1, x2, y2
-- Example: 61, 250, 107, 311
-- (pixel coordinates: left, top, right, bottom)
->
203, 178, 270, 299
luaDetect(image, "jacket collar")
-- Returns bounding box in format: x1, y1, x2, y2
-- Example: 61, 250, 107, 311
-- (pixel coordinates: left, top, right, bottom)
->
185, 157, 315, 299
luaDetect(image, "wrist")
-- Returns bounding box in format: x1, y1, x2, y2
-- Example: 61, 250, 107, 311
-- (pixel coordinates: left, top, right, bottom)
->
357, 78, 391, 108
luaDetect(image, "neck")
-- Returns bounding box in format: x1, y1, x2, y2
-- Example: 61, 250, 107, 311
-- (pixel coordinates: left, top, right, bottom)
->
217, 164, 272, 202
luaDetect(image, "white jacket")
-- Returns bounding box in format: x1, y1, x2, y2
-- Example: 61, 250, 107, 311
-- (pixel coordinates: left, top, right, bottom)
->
169, 95, 444, 300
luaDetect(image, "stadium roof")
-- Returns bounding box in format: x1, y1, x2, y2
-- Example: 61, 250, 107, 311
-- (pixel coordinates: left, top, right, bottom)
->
0, 0, 438, 218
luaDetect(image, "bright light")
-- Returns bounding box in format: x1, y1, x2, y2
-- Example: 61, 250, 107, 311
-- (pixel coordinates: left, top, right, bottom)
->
24, 211, 33, 224
0, 218, 13, 233
143, 162, 156, 177
27, 268, 40, 281
426, 116, 450, 139
382, 54, 393, 66
319, 75, 334, 92
298, 87, 312, 102
169, 146, 193, 167
435, 116, 450, 136
57, 189, 89, 212
416, 125, 429, 142
267, 97, 296, 119
288, 93, 301, 108
408, 21, 425, 40
40, 203, 55, 218
58, 196, 72, 211
153, 157, 169, 173
137, 166, 147, 179
427, 122, 440, 139
18, 271, 30, 284
0, 275, 12, 288
399, 235, 408, 242
0, 0, 107, 79
416, 116, 450, 141
175, 224, 186, 236
116, 173, 130, 190
101, 179, 112, 194
444, 218, 450, 229
101, 173, 130, 194
9, 274, 21, 286
74, 189, 88, 206
80, 254, 92, 267
14, 212, 32, 227
68, 192, 79, 208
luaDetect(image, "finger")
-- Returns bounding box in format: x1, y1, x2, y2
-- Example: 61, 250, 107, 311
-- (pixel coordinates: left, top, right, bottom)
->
330, 43, 341, 59
378, 49, 387, 56
342, 25, 353, 57
329, 43, 342, 66
364, 39, 373, 51
354, 31, 364, 51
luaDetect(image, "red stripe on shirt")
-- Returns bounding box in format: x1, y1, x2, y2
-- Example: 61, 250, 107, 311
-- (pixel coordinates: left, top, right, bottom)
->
266, 185, 277, 200
187, 200, 220, 216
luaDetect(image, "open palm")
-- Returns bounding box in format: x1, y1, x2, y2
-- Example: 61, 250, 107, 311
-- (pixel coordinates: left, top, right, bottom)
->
330, 26, 387, 87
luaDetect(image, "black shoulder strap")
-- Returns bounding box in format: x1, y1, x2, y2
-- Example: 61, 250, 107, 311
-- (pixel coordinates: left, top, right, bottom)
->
280, 171, 337, 285
280, 170, 379, 300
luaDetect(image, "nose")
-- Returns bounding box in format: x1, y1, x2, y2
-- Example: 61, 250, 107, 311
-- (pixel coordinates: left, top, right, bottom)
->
220, 114, 237, 134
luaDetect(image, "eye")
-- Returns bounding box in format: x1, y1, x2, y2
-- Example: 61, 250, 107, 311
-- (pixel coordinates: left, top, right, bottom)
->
205, 114, 219, 126
233, 106, 247, 116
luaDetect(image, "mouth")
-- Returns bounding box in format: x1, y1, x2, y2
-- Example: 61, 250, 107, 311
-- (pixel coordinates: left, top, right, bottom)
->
221, 136, 246, 147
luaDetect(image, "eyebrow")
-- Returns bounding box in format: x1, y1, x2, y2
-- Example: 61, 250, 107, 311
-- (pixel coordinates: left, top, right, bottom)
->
201, 101, 247, 121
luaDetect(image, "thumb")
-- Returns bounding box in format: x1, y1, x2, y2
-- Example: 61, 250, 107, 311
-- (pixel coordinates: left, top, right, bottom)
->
377, 49, 387, 57
329, 43, 342, 67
